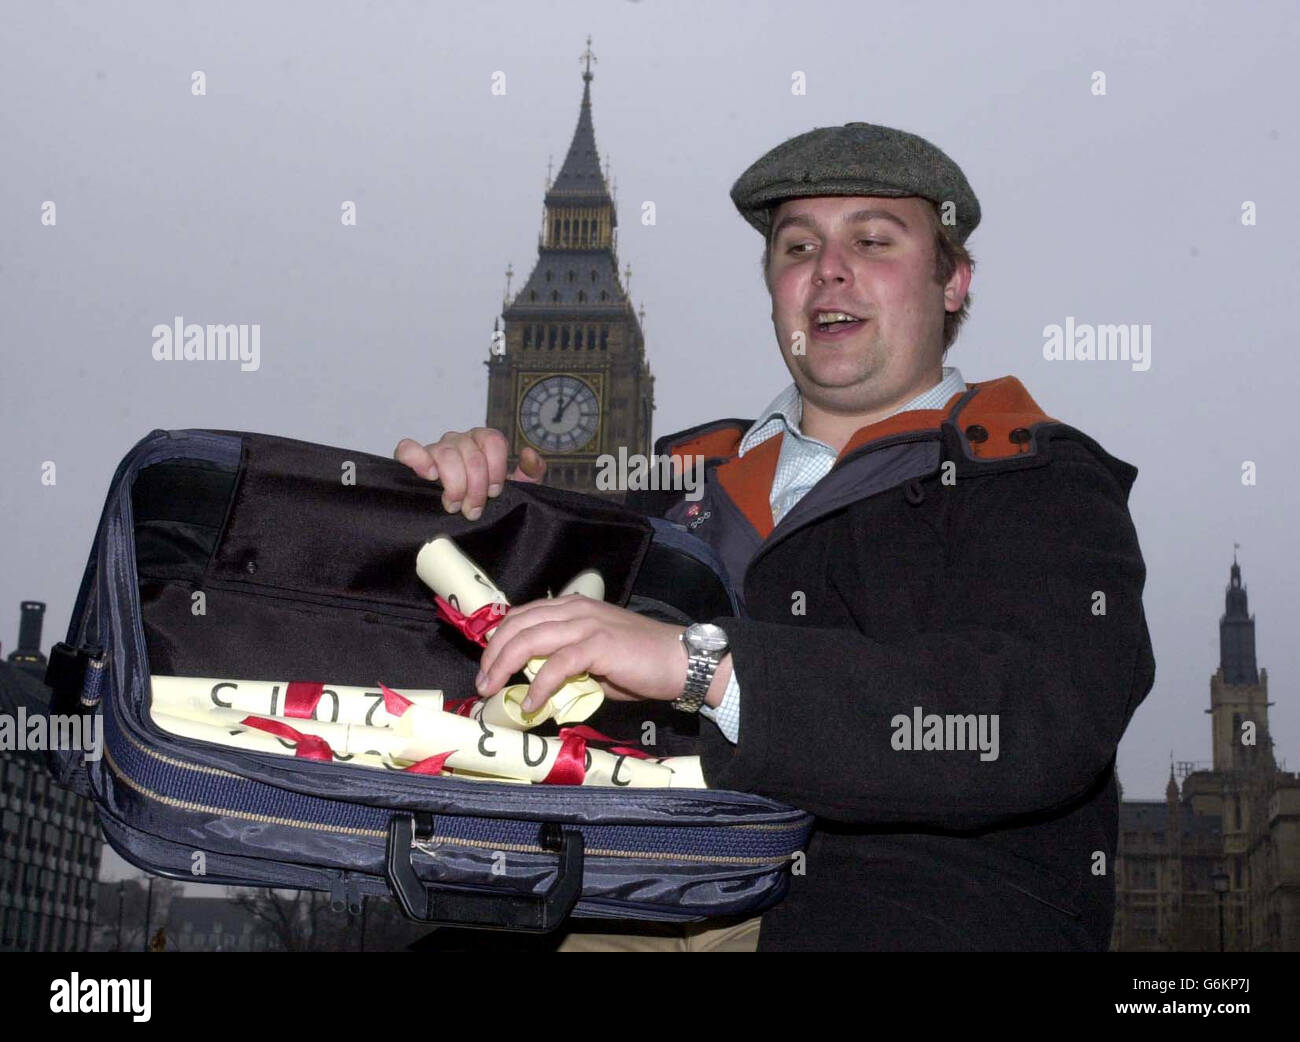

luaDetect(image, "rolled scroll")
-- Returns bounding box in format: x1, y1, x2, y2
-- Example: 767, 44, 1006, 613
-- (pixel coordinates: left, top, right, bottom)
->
415, 536, 511, 638
415, 535, 606, 726
390, 701, 702, 788
657, 755, 706, 789
157, 697, 430, 761
152, 691, 705, 788
150, 675, 445, 727
558, 569, 605, 601
149, 709, 395, 770
477, 681, 602, 730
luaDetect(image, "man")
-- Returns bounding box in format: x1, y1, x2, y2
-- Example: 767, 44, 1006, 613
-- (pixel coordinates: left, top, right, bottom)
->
395, 122, 1156, 951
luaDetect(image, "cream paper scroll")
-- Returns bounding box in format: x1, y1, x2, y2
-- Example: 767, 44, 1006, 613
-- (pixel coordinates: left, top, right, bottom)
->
151, 690, 704, 788
149, 673, 584, 736
151, 709, 394, 770
415, 536, 605, 727
151, 708, 525, 781
150, 675, 445, 727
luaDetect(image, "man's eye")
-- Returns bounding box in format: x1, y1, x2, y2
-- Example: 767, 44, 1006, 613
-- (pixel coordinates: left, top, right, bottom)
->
785, 240, 885, 254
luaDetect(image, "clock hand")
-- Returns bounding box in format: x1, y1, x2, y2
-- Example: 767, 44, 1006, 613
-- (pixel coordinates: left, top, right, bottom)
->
551, 396, 568, 423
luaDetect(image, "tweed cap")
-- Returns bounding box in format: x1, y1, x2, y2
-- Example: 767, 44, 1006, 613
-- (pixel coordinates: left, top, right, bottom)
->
730, 121, 981, 245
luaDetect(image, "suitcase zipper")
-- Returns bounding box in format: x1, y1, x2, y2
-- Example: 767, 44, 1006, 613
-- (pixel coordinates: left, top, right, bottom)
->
410, 823, 797, 862
104, 723, 800, 866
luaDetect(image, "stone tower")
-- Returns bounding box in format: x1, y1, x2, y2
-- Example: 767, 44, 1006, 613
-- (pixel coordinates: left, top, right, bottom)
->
1209, 553, 1274, 773
1181, 553, 1278, 945
484, 37, 653, 502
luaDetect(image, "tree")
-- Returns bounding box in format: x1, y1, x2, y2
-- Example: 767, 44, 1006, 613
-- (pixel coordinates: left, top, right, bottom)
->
93, 877, 183, 951
230, 888, 339, 951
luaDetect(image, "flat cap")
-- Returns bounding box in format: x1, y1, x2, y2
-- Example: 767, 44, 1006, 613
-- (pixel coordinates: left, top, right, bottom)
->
730, 121, 981, 245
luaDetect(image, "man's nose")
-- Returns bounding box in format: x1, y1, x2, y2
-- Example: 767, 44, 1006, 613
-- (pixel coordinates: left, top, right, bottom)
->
814, 242, 852, 283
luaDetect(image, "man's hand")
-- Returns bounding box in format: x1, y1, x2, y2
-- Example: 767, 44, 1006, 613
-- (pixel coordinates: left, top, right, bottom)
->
394, 428, 547, 520
474, 594, 693, 712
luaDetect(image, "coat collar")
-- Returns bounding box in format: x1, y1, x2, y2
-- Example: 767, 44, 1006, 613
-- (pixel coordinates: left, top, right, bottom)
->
659, 376, 1055, 539
738, 366, 967, 458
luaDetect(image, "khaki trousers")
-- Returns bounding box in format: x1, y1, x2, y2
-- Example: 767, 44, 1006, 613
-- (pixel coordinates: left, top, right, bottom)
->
555, 914, 761, 952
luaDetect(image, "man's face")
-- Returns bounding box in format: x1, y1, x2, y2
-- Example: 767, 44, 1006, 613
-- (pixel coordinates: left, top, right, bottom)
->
765, 195, 968, 415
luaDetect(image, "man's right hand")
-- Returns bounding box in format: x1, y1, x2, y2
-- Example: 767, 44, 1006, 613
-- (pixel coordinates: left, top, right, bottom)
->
393, 428, 547, 520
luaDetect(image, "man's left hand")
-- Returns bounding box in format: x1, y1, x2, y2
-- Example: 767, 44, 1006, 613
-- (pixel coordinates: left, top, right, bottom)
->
474, 595, 687, 711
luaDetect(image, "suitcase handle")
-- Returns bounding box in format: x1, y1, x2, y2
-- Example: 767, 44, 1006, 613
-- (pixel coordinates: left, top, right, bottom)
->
385, 813, 584, 931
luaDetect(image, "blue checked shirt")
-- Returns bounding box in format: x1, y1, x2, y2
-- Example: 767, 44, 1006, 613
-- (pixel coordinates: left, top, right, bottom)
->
699, 366, 967, 743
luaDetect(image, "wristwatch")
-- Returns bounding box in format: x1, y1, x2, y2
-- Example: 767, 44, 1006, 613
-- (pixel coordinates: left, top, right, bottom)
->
674, 622, 730, 713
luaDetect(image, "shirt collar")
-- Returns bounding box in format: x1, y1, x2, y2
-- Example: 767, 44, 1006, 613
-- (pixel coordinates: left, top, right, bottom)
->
738, 365, 966, 457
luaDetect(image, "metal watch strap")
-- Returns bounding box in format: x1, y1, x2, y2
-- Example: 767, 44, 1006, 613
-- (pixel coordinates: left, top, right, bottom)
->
674, 623, 728, 714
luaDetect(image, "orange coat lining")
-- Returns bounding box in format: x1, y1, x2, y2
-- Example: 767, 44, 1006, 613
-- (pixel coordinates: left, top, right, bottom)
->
661, 377, 1057, 540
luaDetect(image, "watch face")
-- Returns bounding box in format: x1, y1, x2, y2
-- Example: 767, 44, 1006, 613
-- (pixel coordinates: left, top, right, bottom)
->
687, 623, 729, 653
520, 375, 599, 453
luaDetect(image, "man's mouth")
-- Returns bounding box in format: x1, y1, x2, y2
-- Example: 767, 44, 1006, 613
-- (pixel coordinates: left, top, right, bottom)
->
810, 310, 867, 338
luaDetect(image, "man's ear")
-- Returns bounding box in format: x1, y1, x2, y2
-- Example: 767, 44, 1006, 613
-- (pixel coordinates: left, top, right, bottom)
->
943, 257, 972, 312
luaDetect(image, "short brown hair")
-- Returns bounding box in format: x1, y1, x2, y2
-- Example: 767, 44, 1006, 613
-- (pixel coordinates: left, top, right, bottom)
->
761, 199, 975, 354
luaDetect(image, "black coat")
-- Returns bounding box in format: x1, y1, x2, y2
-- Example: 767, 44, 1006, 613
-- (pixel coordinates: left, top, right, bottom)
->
626, 376, 1156, 951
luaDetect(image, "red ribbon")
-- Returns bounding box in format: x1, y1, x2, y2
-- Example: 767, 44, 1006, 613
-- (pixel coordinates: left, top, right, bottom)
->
402, 750, 456, 775
375, 685, 657, 785
537, 724, 659, 785
240, 716, 335, 761
283, 681, 325, 718
542, 728, 589, 785
559, 724, 655, 761
381, 680, 483, 719
443, 696, 482, 718
378, 681, 413, 717
434, 595, 506, 648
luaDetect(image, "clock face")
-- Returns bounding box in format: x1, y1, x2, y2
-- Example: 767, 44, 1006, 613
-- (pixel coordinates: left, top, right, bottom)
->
520, 375, 599, 453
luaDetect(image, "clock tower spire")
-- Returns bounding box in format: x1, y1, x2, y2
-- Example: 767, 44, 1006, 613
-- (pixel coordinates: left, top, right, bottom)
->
483, 37, 654, 501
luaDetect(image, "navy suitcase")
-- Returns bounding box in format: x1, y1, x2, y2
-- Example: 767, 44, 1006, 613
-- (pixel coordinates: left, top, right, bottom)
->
44, 428, 812, 931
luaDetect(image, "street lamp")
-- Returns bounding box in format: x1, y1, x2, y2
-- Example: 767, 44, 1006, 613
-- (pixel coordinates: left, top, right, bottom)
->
1211, 870, 1229, 952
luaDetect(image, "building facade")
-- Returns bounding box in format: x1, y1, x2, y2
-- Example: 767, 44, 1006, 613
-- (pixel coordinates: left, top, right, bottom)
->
164, 895, 276, 952
0, 601, 103, 951
1112, 557, 1300, 950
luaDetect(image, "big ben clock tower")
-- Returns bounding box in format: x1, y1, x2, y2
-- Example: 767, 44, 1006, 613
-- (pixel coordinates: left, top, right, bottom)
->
484, 38, 654, 503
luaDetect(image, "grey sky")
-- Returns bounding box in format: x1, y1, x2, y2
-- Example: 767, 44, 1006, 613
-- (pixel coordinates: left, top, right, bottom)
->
3, 1, 1298, 886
